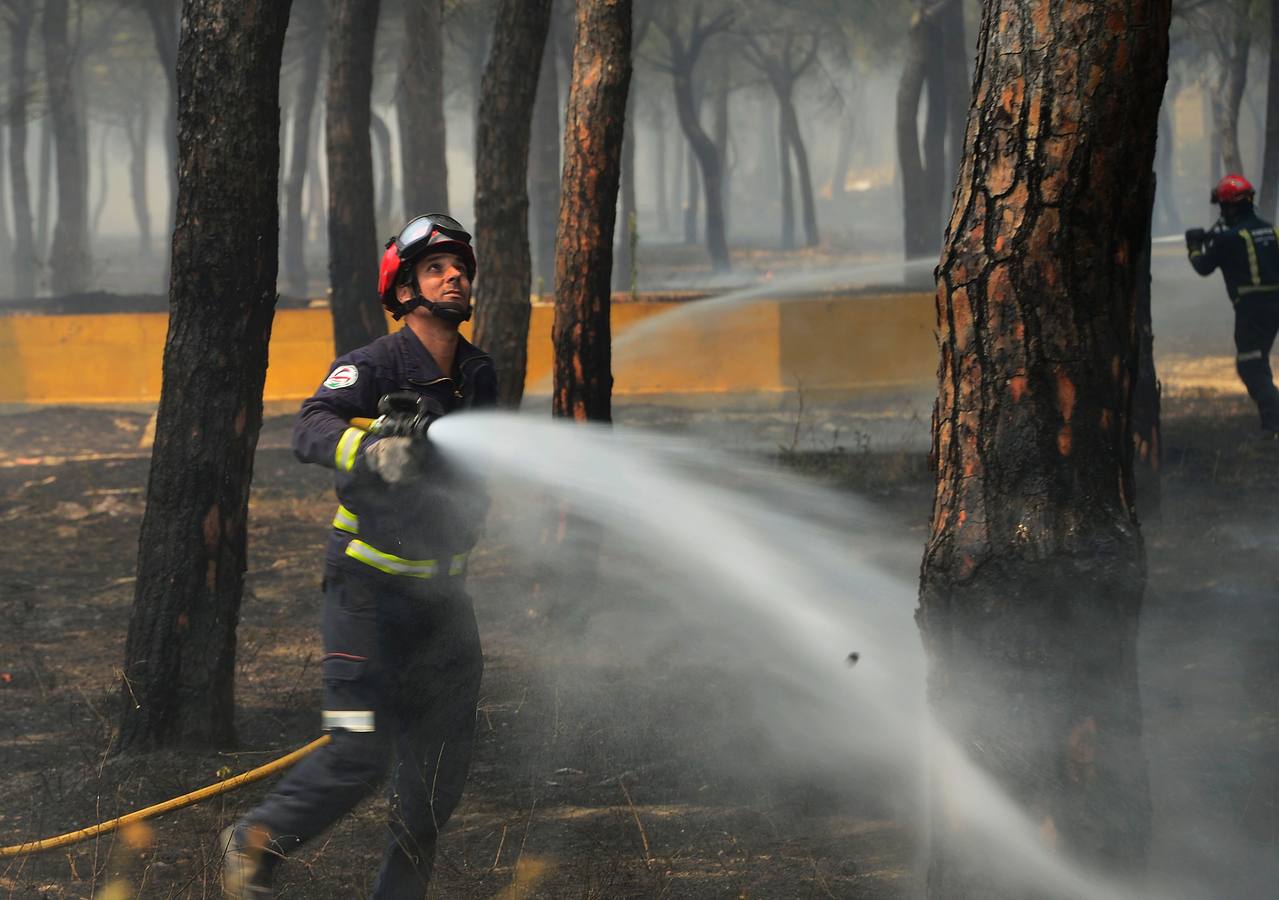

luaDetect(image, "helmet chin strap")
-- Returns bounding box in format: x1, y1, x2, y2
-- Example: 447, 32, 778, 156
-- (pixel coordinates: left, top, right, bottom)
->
394, 284, 472, 324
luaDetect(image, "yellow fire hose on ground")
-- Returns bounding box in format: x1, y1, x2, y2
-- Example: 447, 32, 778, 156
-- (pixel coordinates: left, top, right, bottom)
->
0, 734, 331, 859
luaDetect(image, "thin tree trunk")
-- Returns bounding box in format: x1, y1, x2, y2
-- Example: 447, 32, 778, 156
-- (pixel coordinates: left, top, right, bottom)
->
669, 126, 683, 237
712, 79, 729, 233
283, 12, 322, 298
43, 0, 90, 295
1214, 18, 1251, 175
780, 90, 818, 247
829, 113, 853, 201
552, 0, 631, 422
919, 0, 1168, 893
125, 102, 152, 258
118, 0, 293, 751
529, 16, 560, 292
683, 136, 699, 244
37, 116, 51, 263
142, 0, 179, 261
613, 88, 637, 292
940, 0, 969, 183
1155, 89, 1181, 232
369, 109, 392, 226
654, 102, 669, 231
778, 100, 794, 250
307, 108, 325, 243
0, 127, 10, 292
326, 0, 386, 355
922, 25, 948, 228
671, 66, 728, 271
471, 0, 553, 407
91, 126, 109, 237
7, 5, 37, 298
1260, 0, 1279, 215
397, 0, 447, 214
896, 2, 935, 258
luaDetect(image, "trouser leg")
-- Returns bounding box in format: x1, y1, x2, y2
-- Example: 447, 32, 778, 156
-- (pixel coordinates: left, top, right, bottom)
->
372, 590, 484, 900
242, 568, 390, 858
1234, 300, 1279, 430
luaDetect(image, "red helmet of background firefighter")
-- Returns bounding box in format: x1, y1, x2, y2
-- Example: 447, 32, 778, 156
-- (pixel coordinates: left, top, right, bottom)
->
377, 213, 478, 325
1185, 174, 1279, 434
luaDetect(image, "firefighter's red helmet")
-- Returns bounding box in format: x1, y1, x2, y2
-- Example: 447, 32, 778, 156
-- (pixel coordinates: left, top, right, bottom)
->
377, 214, 477, 313
1211, 173, 1255, 205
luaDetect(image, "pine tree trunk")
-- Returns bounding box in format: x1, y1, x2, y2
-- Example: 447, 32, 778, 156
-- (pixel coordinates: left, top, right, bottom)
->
940, 0, 970, 182
683, 136, 699, 244
528, 14, 561, 292
778, 100, 795, 250
654, 103, 670, 232
36, 117, 51, 263
397, 0, 448, 215
370, 109, 392, 225
43, 0, 90, 295
896, 2, 935, 258
1155, 91, 1181, 232
922, 27, 948, 231
471, 0, 553, 407
613, 88, 637, 292
1214, 19, 1251, 176
919, 0, 1169, 892
127, 103, 152, 258
118, 0, 292, 752
712, 80, 729, 230
668, 50, 727, 270
142, 0, 179, 262
780, 89, 818, 247
282, 12, 323, 299
1260, 0, 1279, 216
7, 5, 36, 298
552, 0, 631, 423
326, 0, 386, 355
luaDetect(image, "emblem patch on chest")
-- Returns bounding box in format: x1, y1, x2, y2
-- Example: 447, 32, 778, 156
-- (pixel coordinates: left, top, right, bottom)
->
323, 364, 359, 389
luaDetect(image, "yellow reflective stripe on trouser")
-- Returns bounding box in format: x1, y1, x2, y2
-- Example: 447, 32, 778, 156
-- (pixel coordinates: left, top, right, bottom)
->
334, 427, 366, 472
1237, 350, 1264, 362
322, 710, 375, 732
1241, 229, 1262, 285
332, 505, 359, 534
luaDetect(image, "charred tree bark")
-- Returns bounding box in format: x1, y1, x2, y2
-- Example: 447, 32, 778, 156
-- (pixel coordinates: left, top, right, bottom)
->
471, 0, 553, 408
397, 0, 448, 214
529, 11, 561, 292
282, 9, 322, 298
43, 0, 90, 295
552, 0, 631, 422
326, 0, 386, 355
1261, 0, 1279, 215
6, 4, 35, 298
919, 0, 1168, 893
118, 0, 292, 751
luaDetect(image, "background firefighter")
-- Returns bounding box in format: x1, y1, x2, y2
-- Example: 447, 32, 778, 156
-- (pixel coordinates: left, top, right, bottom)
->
1185, 173, 1279, 433
220, 214, 497, 899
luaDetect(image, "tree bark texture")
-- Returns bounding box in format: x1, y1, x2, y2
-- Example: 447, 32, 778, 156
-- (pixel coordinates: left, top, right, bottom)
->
552, 0, 632, 423
43, 0, 90, 295
1212, 12, 1251, 176
118, 0, 292, 751
919, 0, 1169, 893
1260, 0, 1279, 215
326, 0, 386, 355
529, 18, 561, 291
397, 0, 448, 215
471, 0, 553, 408
282, 8, 323, 298
6, 4, 35, 298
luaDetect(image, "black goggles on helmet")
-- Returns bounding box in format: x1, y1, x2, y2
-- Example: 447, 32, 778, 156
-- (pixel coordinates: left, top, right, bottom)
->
393, 213, 471, 256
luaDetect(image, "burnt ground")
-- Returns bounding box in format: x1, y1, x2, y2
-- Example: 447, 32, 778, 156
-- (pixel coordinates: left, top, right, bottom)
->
0, 393, 1275, 899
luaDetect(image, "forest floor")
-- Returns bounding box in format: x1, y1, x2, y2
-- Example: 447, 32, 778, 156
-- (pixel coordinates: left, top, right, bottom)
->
0, 387, 1276, 899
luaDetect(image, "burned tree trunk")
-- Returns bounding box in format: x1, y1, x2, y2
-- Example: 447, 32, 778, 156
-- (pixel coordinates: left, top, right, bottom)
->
43, 0, 90, 294
6, 4, 36, 298
529, 19, 560, 292
397, 0, 448, 214
282, 8, 323, 299
118, 0, 292, 751
326, 0, 386, 355
553, 0, 631, 422
471, 0, 553, 407
919, 0, 1169, 893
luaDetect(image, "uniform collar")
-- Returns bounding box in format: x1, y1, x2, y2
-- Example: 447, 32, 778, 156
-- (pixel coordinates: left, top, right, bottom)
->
396, 325, 488, 383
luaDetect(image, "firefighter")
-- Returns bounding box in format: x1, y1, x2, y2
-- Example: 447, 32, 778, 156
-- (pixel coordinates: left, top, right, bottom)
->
220, 214, 497, 899
1186, 173, 1279, 432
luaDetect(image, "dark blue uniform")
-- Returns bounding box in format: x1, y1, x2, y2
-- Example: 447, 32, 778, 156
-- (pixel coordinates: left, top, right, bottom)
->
1190, 210, 1279, 430
241, 326, 496, 898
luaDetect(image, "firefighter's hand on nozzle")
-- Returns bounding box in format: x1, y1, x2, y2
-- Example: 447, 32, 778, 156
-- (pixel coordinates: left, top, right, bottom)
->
363, 436, 417, 484
369, 391, 441, 442
1185, 227, 1207, 251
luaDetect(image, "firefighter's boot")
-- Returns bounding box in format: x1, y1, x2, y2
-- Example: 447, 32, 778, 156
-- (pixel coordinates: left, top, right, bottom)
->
219, 824, 275, 898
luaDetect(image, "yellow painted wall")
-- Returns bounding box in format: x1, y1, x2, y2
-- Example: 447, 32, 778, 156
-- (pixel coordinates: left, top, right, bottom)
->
0, 292, 937, 406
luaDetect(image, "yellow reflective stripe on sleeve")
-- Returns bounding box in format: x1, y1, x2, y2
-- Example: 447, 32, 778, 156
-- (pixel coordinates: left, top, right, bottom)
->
1241, 229, 1262, 285
334, 427, 366, 472
332, 505, 359, 534
343, 540, 469, 579
322, 710, 375, 733
1236, 284, 1279, 295
1189, 248, 1204, 258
